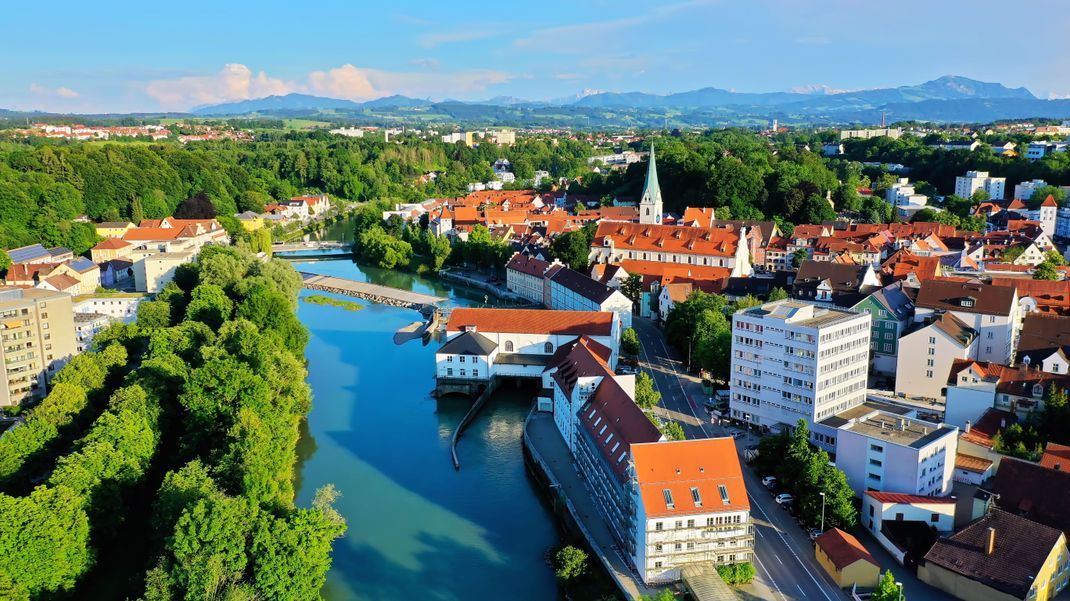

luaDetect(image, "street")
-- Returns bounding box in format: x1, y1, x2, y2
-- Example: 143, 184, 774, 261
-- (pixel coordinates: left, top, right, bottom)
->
631, 317, 848, 601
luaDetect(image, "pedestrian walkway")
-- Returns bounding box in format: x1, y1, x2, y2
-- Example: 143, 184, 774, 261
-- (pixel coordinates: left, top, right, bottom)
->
524, 411, 655, 600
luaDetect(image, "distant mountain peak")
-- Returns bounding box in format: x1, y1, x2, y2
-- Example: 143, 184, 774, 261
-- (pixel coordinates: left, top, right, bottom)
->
788, 83, 852, 95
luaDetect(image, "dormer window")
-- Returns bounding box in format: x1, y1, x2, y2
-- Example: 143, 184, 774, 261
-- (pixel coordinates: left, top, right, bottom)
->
1033, 384, 1044, 397
960, 297, 975, 308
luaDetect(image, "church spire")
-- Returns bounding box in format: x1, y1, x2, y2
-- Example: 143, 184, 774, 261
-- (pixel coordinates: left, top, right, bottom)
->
639, 144, 663, 224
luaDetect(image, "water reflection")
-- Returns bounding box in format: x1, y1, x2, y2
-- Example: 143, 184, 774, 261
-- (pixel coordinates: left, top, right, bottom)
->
293, 260, 560, 601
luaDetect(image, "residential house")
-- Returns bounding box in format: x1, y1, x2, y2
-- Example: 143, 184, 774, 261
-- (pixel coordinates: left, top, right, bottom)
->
94, 221, 135, 239
90, 237, 134, 263
5, 244, 72, 266
505, 253, 563, 305
895, 313, 978, 399
547, 267, 634, 330
792, 261, 882, 307
992, 458, 1070, 537
914, 279, 1020, 364
235, 211, 264, 231
852, 281, 916, 375
920, 509, 1069, 601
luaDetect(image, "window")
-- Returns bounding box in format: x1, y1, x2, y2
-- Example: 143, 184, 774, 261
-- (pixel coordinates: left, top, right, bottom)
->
504, 341, 514, 352
472, 369, 478, 377
655, 522, 663, 531
690, 487, 702, 507
674, 543, 682, 551
870, 444, 884, 452
718, 484, 730, 505
987, 331, 994, 339
544, 342, 553, 353
460, 369, 466, 376
986, 346, 992, 354
662, 489, 674, 509
928, 348, 935, 356
926, 370, 933, 378
707, 517, 715, 527
931, 513, 940, 523
687, 519, 695, 528
895, 512, 905, 521
654, 561, 662, 569
929, 336, 936, 344
655, 544, 662, 552
927, 359, 934, 367
675, 520, 683, 529
459, 355, 466, 363
687, 542, 695, 550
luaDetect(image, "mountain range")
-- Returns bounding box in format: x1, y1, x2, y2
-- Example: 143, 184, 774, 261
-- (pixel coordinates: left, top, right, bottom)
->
189, 75, 1040, 121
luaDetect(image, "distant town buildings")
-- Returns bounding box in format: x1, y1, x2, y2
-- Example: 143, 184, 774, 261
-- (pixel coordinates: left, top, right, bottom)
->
955, 171, 1006, 200
839, 128, 903, 140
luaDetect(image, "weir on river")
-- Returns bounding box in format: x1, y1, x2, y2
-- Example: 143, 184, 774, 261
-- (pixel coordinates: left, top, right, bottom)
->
300, 272, 446, 312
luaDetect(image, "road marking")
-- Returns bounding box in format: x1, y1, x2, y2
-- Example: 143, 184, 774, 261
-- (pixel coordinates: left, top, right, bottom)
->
749, 550, 786, 601
775, 554, 784, 565
798, 584, 806, 595
748, 492, 835, 601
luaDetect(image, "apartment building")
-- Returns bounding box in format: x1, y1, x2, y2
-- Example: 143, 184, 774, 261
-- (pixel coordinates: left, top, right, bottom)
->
0, 288, 77, 407
913, 279, 1020, 364
832, 409, 958, 497
630, 439, 754, 584
896, 313, 979, 400
728, 299, 871, 434
505, 253, 563, 304
954, 171, 1006, 200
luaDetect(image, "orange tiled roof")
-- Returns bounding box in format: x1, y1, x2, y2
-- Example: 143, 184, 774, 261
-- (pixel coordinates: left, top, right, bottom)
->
631, 437, 749, 518
955, 453, 994, 474
122, 227, 184, 241
681, 207, 717, 227
446, 308, 613, 336
815, 528, 879, 571
592, 222, 740, 257
1039, 443, 1070, 471
92, 238, 132, 250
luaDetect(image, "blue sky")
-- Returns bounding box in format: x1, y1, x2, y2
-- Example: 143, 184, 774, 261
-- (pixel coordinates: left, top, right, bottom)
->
4, 0, 1069, 113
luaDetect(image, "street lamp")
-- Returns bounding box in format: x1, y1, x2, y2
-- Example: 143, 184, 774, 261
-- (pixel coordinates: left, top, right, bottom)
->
819, 491, 826, 533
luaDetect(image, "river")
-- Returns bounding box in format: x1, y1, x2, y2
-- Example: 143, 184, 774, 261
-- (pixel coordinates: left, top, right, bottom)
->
291, 258, 562, 601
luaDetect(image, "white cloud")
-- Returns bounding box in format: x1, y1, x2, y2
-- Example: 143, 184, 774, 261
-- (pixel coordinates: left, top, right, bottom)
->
143, 63, 515, 109
29, 82, 80, 98
146, 64, 296, 109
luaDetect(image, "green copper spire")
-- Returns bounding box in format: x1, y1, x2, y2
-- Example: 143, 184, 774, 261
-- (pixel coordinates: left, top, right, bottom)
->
639, 144, 663, 224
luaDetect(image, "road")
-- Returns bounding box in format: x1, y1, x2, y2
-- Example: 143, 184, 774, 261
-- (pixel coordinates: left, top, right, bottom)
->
631, 317, 848, 601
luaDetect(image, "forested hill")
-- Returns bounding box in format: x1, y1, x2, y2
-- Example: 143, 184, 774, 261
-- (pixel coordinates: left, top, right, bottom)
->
0, 134, 593, 254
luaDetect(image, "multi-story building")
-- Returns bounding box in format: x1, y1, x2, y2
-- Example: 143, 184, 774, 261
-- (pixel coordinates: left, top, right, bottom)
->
913, 279, 1020, 364
954, 170, 1006, 200
1014, 178, 1049, 201
629, 439, 754, 584
729, 299, 871, 434
851, 282, 916, 375
885, 178, 928, 212
0, 288, 77, 407
547, 267, 634, 330
831, 408, 958, 496
589, 222, 752, 277
505, 253, 563, 304
132, 252, 195, 293
74, 312, 112, 353
434, 308, 620, 384
840, 128, 903, 140
895, 313, 978, 400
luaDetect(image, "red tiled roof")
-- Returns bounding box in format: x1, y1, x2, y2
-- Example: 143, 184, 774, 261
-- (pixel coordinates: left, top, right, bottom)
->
42, 273, 80, 291
865, 491, 956, 505
506, 253, 553, 277
447, 308, 614, 336
632, 438, 749, 518
580, 378, 661, 483
960, 407, 1017, 448
1039, 443, 1070, 471
815, 528, 879, 571
1042, 194, 1059, 208
592, 222, 740, 257
681, 207, 717, 227
92, 238, 132, 250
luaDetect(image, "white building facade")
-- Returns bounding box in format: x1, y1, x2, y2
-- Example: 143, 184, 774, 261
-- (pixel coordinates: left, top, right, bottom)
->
954, 171, 1006, 200
729, 300, 871, 434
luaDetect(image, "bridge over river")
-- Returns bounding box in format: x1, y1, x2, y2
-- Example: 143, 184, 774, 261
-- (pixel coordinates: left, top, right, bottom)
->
300, 272, 446, 312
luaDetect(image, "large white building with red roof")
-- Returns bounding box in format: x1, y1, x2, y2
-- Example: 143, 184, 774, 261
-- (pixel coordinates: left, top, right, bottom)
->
588, 221, 752, 277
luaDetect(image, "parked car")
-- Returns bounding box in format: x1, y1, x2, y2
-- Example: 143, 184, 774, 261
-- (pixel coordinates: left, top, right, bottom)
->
775, 493, 795, 505
617, 365, 639, 375
807, 528, 822, 541
761, 476, 777, 488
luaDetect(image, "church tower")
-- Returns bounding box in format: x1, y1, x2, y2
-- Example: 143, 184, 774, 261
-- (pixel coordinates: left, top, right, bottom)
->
639, 144, 663, 224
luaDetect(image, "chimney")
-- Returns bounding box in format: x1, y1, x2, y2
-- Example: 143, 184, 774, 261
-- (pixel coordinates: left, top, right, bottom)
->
965, 420, 972, 434
985, 527, 996, 556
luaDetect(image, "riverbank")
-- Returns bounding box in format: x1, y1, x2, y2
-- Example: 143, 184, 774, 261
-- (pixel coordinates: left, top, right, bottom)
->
523, 409, 655, 601
439, 268, 533, 304
292, 259, 561, 600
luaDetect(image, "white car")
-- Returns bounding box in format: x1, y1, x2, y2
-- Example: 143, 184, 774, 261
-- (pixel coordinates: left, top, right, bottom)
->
761, 476, 777, 488
775, 493, 795, 505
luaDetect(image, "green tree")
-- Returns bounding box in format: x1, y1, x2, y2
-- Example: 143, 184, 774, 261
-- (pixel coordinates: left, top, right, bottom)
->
768, 287, 789, 301
621, 328, 641, 356
0, 250, 11, 277
621, 273, 644, 310
0, 486, 91, 597
550, 223, 597, 272
661, 421, 686, 441
552, 545, 588, 581
635, 372, 661, 410
791, 249, 808, 269
137, 300, 173, 330
872, 569, 904, 601
185, 284, 234, 330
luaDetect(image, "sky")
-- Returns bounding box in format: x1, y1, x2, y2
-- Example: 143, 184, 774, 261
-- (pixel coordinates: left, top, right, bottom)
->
3, 0, 1070, 113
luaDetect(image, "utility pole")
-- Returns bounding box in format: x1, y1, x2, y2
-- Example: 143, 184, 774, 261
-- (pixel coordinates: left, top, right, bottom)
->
819, 491, 826, 532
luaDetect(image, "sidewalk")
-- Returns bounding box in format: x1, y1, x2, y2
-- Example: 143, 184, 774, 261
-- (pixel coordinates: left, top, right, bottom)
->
524, 411, 655, 600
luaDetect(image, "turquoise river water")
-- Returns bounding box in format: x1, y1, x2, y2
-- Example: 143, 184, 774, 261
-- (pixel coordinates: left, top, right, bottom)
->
291, 258, 562, 600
